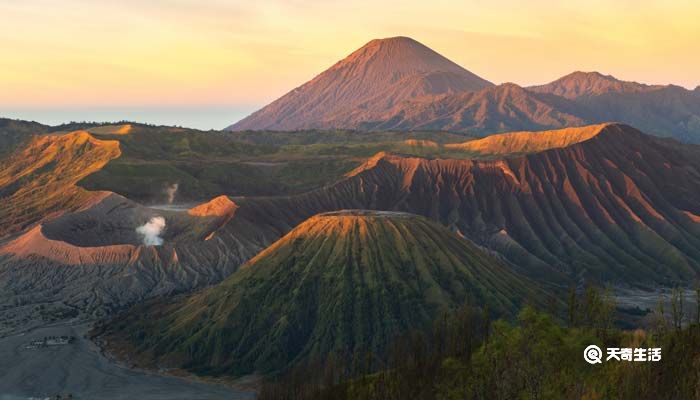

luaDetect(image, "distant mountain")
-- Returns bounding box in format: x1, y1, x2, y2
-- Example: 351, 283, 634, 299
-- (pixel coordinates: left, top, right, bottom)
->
358, 83, 586, 134
227, 36, 492, 131
98, 211, 546, 376
226, 38, 700, 143
528, 71, 663, 99
573, 85, 700, 142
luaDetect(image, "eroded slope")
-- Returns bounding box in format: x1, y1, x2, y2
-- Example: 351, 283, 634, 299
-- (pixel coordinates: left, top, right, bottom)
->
218, 124, 700, 285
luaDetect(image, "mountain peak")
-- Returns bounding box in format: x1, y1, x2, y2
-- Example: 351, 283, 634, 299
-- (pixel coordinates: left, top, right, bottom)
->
328, 36, 475, 78
566, 70, 613, 79
365, 36, 420, 45
529, 71, 663, 99
227, 37, 492, 131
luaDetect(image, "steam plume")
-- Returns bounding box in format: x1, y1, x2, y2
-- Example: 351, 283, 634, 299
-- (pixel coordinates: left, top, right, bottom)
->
165, 183, 179, 204
136, 216, 166, 246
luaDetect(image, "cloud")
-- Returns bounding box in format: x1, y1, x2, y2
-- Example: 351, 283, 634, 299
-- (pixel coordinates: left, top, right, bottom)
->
136, 216, 166, 246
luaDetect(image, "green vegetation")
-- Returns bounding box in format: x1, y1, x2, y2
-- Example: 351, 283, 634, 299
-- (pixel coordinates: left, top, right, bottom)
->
77, 124, 478, 202
259, 287, 700, 400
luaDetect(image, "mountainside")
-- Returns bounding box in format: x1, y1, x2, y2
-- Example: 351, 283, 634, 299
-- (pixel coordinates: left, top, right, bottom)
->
528, 71, 663, 99
574, 85, 700, 142
99, 211, 546, 376
215, 123, 700, 285
227, 37, 492, 131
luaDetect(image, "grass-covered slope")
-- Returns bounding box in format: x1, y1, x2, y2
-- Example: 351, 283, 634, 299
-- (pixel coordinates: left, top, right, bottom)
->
101, 211, 547, 376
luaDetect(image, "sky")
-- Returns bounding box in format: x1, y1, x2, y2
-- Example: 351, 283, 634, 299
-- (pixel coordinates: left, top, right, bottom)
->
1, 0, 699, 130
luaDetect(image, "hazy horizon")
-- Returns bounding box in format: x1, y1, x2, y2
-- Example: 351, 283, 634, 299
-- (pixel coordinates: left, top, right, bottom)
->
2, 0, 699, 130
2, 106, 255, 130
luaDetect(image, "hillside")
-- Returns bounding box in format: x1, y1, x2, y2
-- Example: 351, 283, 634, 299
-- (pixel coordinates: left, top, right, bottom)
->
0, 130, 121, 238
0, 118, 49, 157
227, 37, 492, 131
98, 211, 546, 376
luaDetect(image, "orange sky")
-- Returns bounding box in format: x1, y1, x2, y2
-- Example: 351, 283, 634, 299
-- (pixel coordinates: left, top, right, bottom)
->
1, 0, 699, 126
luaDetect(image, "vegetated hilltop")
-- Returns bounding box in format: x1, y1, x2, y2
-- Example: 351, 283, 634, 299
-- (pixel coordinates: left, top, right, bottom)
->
99, 210, 547, 376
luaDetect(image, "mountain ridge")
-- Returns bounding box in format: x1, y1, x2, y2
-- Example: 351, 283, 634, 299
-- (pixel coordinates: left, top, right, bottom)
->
528, 71, 665, 99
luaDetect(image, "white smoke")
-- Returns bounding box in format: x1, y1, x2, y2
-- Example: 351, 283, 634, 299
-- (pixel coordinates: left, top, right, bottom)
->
165, 183, 179, 204
136, 216, 166, 246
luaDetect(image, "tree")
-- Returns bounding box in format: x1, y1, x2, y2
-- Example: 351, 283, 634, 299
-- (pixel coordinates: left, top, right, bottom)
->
670, 287, 685, 331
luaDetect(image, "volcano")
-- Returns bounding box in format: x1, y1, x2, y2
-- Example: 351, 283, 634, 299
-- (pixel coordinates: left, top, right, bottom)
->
226, 38, 700, 143
227, 36, 492, 131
